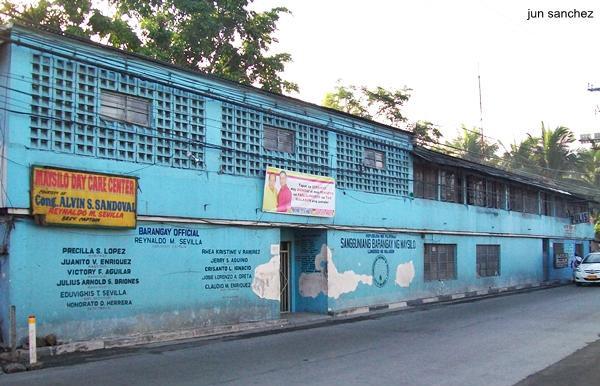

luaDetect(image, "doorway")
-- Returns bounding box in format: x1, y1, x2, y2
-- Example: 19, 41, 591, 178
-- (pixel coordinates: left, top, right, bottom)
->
542, 239, 549, 281
280, 241, 291, 313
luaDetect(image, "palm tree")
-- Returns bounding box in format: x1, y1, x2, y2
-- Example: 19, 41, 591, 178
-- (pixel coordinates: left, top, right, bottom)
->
533, 122, 578, 179
447, 125, 499, 164
501, 136, 538, 172
577, 148, 600, 188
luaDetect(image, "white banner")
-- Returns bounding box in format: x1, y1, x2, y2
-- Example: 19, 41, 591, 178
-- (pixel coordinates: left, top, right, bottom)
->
262, 167, 335, 217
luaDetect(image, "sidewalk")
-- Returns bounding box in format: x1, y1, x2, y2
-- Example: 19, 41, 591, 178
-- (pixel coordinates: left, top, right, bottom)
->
1, 279, 572, 373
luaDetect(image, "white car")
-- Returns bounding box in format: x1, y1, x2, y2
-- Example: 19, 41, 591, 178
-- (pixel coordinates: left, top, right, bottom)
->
574, 253, 600, 285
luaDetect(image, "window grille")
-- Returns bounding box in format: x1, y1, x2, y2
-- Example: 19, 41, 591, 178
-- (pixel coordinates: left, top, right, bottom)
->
440, 169, 461, 203
542, 193, 554, 216
424, 244, 457, 281
486, 180, 506, 209
509, 185, 524, 212
336, 133, 409, 196
476, 244, 500, 277
467, 175, 486, 207
29, 53, 205, 169
220, 104, 328, 177
523, 189, 539, 214
413, 163, 437, 200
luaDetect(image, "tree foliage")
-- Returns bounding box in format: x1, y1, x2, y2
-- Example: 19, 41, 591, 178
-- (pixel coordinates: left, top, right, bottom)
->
322, 81, 412, 125
321, 81, 447, 144
0, 0, 297, 93
446, 125, 499, 164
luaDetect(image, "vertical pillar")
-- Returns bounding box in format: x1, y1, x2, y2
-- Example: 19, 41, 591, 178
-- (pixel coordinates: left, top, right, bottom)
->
204, 99, 222, 173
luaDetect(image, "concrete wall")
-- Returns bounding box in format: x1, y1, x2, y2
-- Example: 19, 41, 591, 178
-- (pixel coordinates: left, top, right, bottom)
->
295, 230, 548, 312
5, 219, 280, 342
0, 219, 10, 343
0, 26, 595, 344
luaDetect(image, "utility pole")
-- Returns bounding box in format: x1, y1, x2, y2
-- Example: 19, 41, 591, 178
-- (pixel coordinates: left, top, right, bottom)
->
478, 66, 484, 158
582, 84, 600, 149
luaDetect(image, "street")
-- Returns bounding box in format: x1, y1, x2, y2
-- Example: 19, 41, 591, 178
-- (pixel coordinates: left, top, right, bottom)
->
4, 285, 600, 386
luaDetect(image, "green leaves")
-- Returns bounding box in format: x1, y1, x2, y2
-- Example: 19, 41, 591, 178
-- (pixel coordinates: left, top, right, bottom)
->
0, 0, 296, 93
447, 125, 499, 164
322, 81, 412, 125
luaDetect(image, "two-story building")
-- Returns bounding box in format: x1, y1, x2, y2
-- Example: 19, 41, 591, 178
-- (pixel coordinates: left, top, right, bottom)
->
0, 24, 594, 346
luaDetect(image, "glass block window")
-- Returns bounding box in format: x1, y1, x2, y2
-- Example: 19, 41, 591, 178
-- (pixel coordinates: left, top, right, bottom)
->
424, 244, 457, 281
363, 149, 384, 169
476, 244, 500, 277
220, 104, 328, 177
337, 133, 409, 196
264, 125, 295, 153
29, 53, 205, 170
100, 91, 150, 127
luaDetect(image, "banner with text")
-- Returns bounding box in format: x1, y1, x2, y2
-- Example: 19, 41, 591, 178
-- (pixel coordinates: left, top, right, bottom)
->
31, 166, 137, 228
262, 167, 335, 217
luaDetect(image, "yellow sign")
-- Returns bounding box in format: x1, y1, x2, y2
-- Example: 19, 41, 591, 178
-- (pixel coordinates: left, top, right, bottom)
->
31, 166, 137, 228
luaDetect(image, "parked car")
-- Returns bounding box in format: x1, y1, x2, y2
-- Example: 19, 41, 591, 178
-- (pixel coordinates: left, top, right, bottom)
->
574, 253, 600, 285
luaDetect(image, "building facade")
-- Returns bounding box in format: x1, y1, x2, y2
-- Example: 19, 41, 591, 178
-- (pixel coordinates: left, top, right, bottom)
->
0, 25, 594, 345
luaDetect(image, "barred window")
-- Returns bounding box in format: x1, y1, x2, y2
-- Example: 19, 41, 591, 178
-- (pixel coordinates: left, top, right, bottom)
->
467, 175, 486, 206
414, 163, 438, 200
523, 189, 539, 214
440, 169, 461, 203
264, 125, 295, 153
542, 193, 554, 216
555, 198, 568, 218
363, 148, 385, 169
476, 245, 500, 277
509, 185, 524, 212
424, 244, 457, 281
486, 180, 506, 209
100, 90, 150, 126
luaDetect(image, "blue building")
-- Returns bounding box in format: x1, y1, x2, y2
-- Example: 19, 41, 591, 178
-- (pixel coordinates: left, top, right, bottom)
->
0, 24, 594, 346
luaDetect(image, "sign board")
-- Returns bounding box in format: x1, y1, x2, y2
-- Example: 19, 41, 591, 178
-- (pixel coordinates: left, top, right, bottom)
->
570, 212, 590, 225
262, 166, 335, 217
564, 224, 575, 237
554, 253, 569, 269
31, 166, 137, 228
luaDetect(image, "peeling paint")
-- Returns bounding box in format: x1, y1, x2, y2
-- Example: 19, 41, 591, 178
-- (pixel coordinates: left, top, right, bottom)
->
299, 271, 327, 298
299, 244, 373, 299
251, 254, 280, 300
325, 245, 372, 299
299, 244, 328, 298
395, 260, 415, 287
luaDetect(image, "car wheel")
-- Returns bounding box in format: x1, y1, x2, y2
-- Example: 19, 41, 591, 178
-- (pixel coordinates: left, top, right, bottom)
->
576, 282, 582, 287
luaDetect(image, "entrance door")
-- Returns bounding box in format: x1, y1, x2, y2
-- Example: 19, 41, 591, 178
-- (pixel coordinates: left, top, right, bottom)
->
280, 241, 291, 313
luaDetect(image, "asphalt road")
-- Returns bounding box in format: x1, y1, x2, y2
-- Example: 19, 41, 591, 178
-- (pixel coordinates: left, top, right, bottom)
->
4, 285, 600, 386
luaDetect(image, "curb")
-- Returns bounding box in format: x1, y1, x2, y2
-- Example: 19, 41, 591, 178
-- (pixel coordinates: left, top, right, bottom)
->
330, 279, 570, 317
0, 279, 572, 365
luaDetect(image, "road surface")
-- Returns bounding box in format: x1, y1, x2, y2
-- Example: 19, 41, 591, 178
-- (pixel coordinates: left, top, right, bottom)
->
5, 285, 600, 386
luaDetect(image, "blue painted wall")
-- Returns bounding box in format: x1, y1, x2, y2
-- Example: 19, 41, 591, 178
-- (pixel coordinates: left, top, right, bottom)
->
293, 229, 328, 313
6, 219, 280, 342
323, 230, 544, 312
0, 25, 595, 344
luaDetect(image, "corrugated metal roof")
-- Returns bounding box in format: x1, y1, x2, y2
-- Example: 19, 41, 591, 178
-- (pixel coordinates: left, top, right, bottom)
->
413, 146, 595, 201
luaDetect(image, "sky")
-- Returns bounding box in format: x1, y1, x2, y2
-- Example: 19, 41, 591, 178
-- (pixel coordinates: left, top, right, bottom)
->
254, 0, 600, 150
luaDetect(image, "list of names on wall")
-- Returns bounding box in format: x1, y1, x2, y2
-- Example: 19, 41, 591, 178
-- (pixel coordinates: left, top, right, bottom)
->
57, 247, 139, 310
201, 248, 258, 290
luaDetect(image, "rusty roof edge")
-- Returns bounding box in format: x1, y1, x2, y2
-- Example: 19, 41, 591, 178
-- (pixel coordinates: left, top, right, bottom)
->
413, 146, 598, 203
